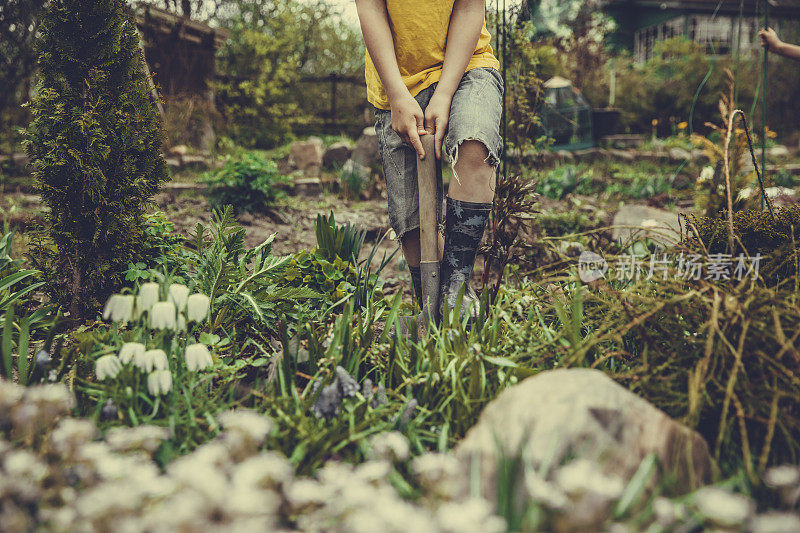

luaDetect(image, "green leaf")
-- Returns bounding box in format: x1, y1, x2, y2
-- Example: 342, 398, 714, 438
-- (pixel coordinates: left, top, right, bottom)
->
484, 356, 519, 368
614, 453, 657, 518
2, 305, 14, 379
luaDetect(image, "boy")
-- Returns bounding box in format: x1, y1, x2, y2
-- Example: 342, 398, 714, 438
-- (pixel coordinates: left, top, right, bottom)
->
760, 27, 800, 61
355, 0, 502, 318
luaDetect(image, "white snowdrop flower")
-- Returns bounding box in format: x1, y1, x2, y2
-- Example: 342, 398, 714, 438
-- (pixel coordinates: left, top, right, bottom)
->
140, 490, 206, 532
150, 301, 177, 330
652, 497, 685, 527
186, 293, 211, 322
225, 484, 281, 518
232, 452, 293, 490
147, 370, 173, 396
285, 478, 334, 509
0, 379, 24, 409
50, 418, 96, 456
692, 486, 753, 527
105, 425, 170, 454
118, 342, 145, 364
368, 431, 410, 462
764, 465, 800, 490
133, 348, 155, 373
185, 440, 232, 470
167, 283, 190, 311
353, 460, 392, 485
136, 282, 160, 314
102, 294, 134, 323
436, 498, 506, 533
95, 354, 122, 380
185, 343, 213, 372
168, 446, 230, 501
698, 165, 714, 183
148, 349, 169, 371
218, 410, 273, 444
751, 512, 800, 533
556, 459, 624, 500
4, 449, 47, 483
21, 384, 75, 416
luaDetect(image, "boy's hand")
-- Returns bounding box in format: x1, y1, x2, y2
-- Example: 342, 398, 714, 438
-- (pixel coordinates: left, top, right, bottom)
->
390, 92, 428, 159
424, 91, 452, 160
760, 27, 782, 52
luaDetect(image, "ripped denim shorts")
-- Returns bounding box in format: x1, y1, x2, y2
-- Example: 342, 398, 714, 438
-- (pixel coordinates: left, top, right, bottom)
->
374, 66, 503, 241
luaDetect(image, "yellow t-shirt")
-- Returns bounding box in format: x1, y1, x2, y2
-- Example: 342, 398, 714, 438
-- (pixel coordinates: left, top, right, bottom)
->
365, 1, 500, 110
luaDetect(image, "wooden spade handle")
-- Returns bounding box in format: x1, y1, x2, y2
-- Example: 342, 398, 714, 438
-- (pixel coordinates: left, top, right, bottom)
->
417, 134, 439, 265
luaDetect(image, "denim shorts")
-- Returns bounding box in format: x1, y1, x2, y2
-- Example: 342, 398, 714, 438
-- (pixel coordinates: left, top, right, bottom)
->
374, 67, 504, 241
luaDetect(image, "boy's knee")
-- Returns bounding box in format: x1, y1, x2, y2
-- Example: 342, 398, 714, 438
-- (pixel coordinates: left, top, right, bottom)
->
453, 140, 493, 175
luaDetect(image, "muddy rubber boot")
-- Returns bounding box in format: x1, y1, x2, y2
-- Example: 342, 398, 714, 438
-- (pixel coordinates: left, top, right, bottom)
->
439, 197, 491, 323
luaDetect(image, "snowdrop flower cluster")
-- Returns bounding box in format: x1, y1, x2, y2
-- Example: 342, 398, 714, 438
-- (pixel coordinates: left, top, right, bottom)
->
0, 380, 512, 533
103, 283, 210, 331
94, 340, 215, 395
8, 381, 796, 533
97, 284, 214, 399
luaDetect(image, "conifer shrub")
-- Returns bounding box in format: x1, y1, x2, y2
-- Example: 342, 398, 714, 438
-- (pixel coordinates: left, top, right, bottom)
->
24, 0, 168, 320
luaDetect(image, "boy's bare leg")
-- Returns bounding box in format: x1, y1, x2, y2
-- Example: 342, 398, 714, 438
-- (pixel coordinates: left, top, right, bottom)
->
448, 141, 496, 203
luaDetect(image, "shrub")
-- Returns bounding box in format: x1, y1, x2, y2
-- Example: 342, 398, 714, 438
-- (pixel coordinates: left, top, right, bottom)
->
24, 0, 168, 320
338, 164, 370, 201
536, 165, 591, 199
202, 153, 288, 214
314, 212, 366, 263
124, 211, 186, 284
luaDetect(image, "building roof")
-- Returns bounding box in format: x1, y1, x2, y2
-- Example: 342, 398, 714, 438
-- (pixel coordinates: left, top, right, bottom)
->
603, 0, 800, 16
544, 76, 573, 89
134, 2, 229, 49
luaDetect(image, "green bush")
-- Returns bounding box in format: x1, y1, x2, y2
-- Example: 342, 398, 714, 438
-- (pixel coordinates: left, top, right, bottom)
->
338, 164, 370, 201
536, 165, 593, 199
314, 212, 366, 263
281, 249, 360, 305
124, 211, 187, 284
202, 153, 289, 214
24, 0, 168, 320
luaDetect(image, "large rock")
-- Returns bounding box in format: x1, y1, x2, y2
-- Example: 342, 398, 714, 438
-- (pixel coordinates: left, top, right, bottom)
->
351, 127, 379, 169
322, 141, 352, 169
455, 369, 713, 500
768, 145, 790, 159
612, 204, 682, 245
669, 147, 693, 162
289, 137, 324, 175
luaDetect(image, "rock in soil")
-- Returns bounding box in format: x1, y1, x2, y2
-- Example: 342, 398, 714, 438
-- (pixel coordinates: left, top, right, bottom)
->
455, 368, 714, 504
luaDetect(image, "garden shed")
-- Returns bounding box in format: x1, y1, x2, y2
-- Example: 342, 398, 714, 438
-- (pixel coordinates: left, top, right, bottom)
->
133, 2, 229, 148
539, 76, 594, 151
